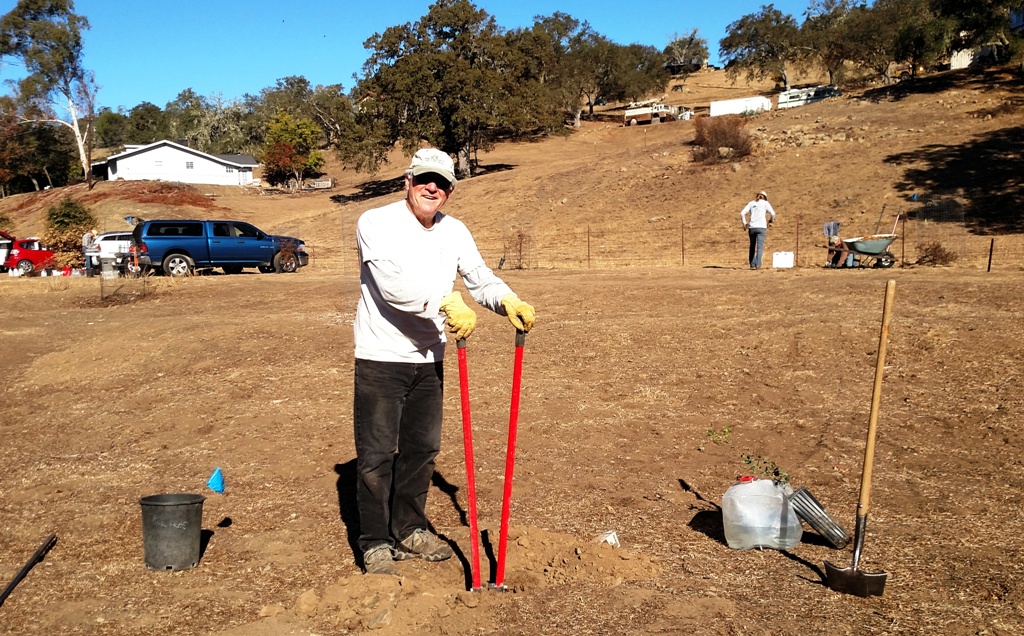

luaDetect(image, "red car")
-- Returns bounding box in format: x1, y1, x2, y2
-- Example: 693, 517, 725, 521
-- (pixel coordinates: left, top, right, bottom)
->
3, 235, 55, 273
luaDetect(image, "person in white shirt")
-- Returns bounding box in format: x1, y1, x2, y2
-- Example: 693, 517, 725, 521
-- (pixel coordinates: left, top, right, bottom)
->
353, 148, 536, 575
740, 190, 776, 269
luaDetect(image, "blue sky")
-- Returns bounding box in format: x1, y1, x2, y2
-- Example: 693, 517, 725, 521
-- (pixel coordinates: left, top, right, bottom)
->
1, 0, 811, 112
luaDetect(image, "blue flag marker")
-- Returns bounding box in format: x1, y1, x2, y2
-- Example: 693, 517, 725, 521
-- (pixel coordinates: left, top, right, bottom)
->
207, 467, 225, 493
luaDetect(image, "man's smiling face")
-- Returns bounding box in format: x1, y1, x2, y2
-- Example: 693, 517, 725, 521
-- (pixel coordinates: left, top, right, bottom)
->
406, 172, 454, 227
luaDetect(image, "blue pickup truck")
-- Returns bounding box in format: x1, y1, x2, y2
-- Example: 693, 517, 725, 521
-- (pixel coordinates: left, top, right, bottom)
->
132, 219, 309, 276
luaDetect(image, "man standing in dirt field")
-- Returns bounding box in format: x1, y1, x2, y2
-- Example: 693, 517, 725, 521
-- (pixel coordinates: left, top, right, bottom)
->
352, 148, 536, 576
740, 191, 776, 269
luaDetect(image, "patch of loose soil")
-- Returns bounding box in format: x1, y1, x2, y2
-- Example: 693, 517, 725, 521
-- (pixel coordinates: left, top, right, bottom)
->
1, 68, 1023, 636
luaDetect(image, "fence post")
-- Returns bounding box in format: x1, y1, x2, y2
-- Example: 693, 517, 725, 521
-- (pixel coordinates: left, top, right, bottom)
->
901, 215, 906, 267
587, 225, 591, 269
987, 238, 994, 272
795, 215, 801, 268
681, 221, 685, 267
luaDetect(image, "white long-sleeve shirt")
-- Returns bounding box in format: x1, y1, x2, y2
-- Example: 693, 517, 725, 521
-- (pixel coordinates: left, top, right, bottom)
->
354, 199, 513, 363
740, 200, 776, 229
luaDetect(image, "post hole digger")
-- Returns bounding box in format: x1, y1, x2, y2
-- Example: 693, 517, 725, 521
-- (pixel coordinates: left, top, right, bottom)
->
457, 329, 527, 591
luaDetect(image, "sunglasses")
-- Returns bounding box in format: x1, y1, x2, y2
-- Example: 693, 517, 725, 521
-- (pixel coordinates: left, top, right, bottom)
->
412, 172, 452, 190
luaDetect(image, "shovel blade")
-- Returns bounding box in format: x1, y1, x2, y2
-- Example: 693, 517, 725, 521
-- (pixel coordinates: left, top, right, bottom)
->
824, 560, 887, 597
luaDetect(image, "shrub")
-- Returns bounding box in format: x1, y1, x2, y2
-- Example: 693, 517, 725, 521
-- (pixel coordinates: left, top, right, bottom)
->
0, 212, 13, 233
915, 241, 958, 266
502, 226, 532, 270
41, 227, 89, 268
691, 115, 753, 164
43, 197, 97, 268
46, 196, 96, 230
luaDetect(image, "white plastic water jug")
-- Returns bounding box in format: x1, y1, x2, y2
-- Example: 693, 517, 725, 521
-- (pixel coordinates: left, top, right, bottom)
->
722, 477, 802, 550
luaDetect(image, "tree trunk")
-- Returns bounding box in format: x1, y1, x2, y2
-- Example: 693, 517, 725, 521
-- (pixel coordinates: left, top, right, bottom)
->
457, 146, 471, 179
30, 177, 40, 191
65, 94, 91, 186
43, 166, 53, 188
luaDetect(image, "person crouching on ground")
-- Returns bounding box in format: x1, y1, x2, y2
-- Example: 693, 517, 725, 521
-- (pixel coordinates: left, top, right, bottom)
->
740, 191, 776, 269
352, 148, 536, 576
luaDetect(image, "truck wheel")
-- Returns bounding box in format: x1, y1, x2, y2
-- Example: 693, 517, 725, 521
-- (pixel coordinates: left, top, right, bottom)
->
17, 259, 34, 273
274, 251, 298, 273
222, 265, 243, 275
162, 253, 194, 277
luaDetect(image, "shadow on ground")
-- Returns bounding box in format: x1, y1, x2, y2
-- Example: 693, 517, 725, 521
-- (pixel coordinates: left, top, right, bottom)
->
861, 66, 1024, 104
886, 125, 1024, 233
331, 176, 406, 205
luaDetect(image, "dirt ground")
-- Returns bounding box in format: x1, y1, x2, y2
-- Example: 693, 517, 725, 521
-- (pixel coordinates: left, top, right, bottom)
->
2, 68, 1023, 635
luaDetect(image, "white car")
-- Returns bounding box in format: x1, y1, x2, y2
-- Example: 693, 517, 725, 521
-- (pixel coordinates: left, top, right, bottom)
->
88, 231, 134, 268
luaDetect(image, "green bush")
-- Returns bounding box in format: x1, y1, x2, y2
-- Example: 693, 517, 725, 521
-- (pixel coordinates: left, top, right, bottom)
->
46, 196, 96, 230
0, 212, 13, 233
692, 115, 753, 164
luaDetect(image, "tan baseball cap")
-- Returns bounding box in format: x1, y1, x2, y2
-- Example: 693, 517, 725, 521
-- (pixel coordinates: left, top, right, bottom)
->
409, 148, 457, 185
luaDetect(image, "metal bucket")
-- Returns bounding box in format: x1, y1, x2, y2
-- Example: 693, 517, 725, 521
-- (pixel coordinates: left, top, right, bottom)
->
790, 487, 850, 549
139, 493, 206, 570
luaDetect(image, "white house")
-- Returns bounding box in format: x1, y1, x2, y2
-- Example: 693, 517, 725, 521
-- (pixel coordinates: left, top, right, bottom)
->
96, 140, 258, 186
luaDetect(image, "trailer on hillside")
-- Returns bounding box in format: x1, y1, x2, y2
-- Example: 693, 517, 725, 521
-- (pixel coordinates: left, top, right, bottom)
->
623, 103, 679, 126
776, 85, 841, 109
709, 96, 771, 117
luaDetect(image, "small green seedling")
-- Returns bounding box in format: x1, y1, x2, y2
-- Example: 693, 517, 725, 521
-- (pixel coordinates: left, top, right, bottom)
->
741, 454, 791, 483
705, 426, 731, 444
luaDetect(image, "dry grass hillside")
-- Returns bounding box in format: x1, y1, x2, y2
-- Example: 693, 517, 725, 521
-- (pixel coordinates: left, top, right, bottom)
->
4, 67, 1022, 271
2, 67, 1024, 636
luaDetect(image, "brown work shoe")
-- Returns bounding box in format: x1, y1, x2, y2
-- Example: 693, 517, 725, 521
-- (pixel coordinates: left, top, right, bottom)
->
394, 529, 453, 562
363, 544, 399, 576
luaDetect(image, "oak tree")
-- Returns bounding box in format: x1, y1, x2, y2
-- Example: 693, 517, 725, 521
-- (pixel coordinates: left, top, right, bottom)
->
720, 4, 801, 90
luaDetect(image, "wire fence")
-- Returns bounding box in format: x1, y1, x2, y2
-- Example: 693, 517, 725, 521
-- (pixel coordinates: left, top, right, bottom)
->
470, 221, 1022, 272
329, 190, 1022, 273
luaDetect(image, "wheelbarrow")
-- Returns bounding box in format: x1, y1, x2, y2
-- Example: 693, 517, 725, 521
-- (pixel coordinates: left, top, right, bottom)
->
839, 234, 898, 268
822, 219, 899, 269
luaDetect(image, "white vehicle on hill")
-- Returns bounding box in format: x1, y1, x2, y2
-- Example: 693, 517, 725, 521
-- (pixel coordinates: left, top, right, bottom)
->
623, 103, 679, 126
709, 96, 772, 117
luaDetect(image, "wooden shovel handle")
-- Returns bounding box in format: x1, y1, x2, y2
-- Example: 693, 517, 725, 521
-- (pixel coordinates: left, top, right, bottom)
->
858, 280, 896, 516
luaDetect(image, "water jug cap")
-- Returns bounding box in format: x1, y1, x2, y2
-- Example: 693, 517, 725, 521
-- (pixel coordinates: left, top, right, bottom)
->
738, 475, 756, 483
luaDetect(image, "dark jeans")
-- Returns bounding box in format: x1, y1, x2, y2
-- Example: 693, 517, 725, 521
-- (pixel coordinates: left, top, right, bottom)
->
748, 228, 767, 268
353, 358, 444, 553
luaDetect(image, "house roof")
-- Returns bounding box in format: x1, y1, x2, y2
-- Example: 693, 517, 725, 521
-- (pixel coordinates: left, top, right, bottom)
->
213, 154, 259, 166
96, 140, 257, 168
